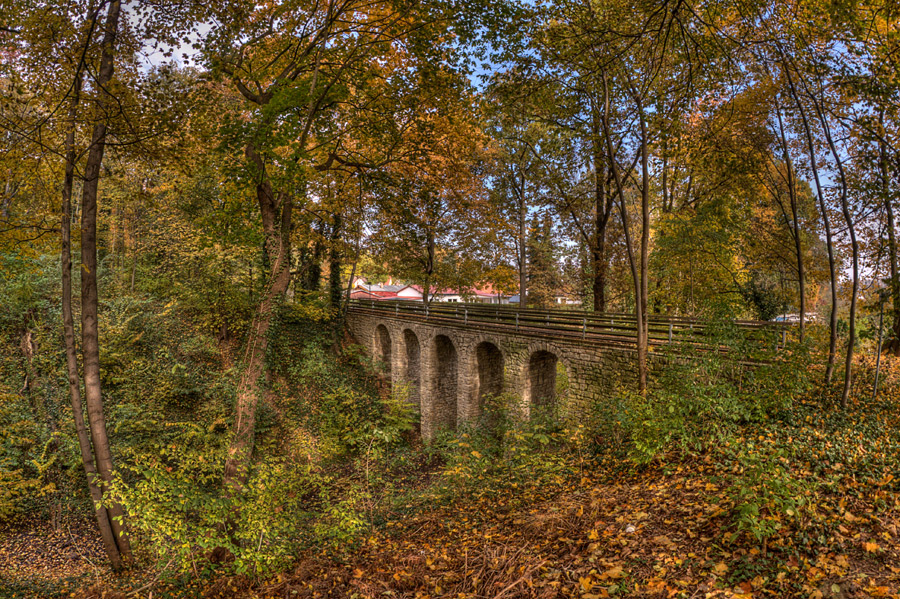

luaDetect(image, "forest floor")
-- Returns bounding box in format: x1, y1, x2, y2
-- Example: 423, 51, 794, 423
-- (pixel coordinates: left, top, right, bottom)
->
194, 450, 900, 599
4, 366, 900, 599
6, 438, 900, 598
0, 517, 110, 595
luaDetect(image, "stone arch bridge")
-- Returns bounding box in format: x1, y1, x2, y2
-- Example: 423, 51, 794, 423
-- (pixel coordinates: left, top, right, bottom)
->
345, 301, 786, 440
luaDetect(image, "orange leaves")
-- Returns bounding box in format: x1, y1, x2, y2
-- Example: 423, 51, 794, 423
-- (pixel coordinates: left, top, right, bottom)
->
599, 565, 625, 580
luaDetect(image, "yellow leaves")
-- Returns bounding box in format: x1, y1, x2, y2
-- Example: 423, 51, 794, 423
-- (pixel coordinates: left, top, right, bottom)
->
713, 562, 729, 576
588, 528, 599, 540
863, 541, 880, 553
842, 510, 861, 523
599, 565, 625, 580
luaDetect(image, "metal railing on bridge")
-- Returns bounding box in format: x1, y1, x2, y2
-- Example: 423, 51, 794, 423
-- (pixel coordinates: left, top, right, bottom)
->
347, 299, 792, 354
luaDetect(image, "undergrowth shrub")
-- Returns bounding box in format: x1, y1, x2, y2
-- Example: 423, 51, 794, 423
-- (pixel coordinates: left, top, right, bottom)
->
0, 393, 53, 519
111, 320, 416, 576
429, 393, 574, 501
722, 444, 810, 546
111, 442, 331, 578
590, 320, 813, 464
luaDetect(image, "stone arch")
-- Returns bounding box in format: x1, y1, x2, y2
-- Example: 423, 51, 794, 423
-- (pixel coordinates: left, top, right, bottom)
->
375, 323, 392, 382
431, 334, 458, 431
403, 328, 421, 409
474, 341, 504, 406
522, 342, 571, 416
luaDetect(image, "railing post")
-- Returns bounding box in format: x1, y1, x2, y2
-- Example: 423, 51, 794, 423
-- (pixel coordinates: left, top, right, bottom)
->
668, 323, 673, 344
546, 313, 549, 325
781, 328, 786, 348
395, 303, 399, 316
582, 317, 586, 339
464, 307, 467, 325
516, 312, 519, 332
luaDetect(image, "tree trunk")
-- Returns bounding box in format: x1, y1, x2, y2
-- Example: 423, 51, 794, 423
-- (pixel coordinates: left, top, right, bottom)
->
791, 179, 807, 343
591, 128, 613, 313
880, 134, 900, 356
63, 88, 123, 571
422, 226, 435, 306
784, 65, 838, 381
817, 111, 858, 408
600, 69, 647, 394
329, 212, 343, 312
224, 192, 292, 488
775, 102, 805, 342
519, 168, 527, 309
78, 0, 131, 565
636, 94, 650, 395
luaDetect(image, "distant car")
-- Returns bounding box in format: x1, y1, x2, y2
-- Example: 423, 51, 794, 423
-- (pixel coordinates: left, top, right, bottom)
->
772, 313, 818, 323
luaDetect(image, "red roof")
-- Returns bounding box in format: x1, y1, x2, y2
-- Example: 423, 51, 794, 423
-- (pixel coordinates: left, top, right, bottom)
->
350, 290, 398, 300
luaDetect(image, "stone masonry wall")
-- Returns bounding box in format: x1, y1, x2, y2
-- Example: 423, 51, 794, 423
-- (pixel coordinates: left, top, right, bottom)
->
345, 311, 666, 440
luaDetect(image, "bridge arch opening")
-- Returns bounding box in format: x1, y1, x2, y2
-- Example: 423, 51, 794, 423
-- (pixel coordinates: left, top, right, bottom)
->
403, 329, 421, 409
475, 341, 504, 405
375, 324, 392, 382
526, 350, 568, 415
432, 334, 458, 431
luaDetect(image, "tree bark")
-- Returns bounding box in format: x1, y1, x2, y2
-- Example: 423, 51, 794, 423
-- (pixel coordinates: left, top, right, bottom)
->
78, 0, 131, 564
600, 69, 647, 393
518, 166, 527, 309
879, 131, 900, 356
329, 212, 343, 312
422, 225, 435, 306
774, 102, 806, 342
635, 93, 650, 395
783, 65, 838, 382
815, 106, 858, 408
591, 119, 613, 313
59, 0, 123, 570
224, 191, 292, 488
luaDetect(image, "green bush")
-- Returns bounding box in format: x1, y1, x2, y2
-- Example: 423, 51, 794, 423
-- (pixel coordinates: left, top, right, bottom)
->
429, 393, 574, 501
591, 320, 813, 464
111, 440, 330, 577
723, 446, 810, 545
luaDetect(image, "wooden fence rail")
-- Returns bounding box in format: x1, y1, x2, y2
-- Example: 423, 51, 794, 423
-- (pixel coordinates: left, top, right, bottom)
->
347, 299, 792, 356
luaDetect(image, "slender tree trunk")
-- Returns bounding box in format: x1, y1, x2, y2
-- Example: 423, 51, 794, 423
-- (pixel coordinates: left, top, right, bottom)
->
329, 212, 343, 312
775, 103, 805, 342
591, 129, 612, 313
59, 1, 122, 570
342, 192, 365, 321
78, 0, 131, 564
304, 225, 323, 291
880, 134, 900, 355
224, 191, 292, 487
422, 227, 435, 306
818, 112, 858, 408
63, 93, 123, 572
783, 67, 838, 381
600, 70, 647, 393
635, 95, 650, 394
519, 168, 527, 309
